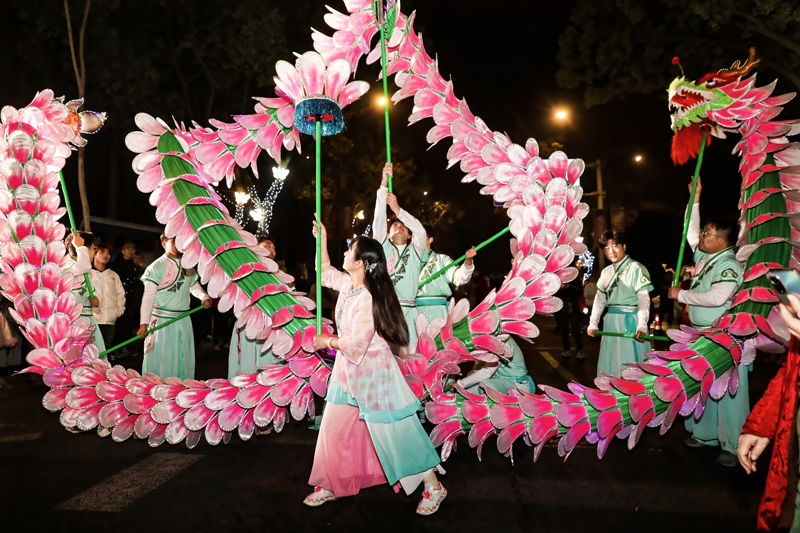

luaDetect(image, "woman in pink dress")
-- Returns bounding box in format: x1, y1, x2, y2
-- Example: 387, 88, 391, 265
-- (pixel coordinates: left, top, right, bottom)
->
306, 221, 446, 516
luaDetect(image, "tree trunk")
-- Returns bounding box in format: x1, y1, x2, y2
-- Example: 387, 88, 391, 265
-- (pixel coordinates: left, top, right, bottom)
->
65, 0, 92, 231
108, 133, 118, 221
77, 147, 91, 231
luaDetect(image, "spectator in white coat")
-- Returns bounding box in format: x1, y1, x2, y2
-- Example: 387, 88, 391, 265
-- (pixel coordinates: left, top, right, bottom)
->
91, 243, 126, 352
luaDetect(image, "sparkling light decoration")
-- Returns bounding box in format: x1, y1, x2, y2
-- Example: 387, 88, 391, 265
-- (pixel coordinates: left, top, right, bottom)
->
234, 190, 250, 225
578, 249, 594, 283
246, 166, 289, 234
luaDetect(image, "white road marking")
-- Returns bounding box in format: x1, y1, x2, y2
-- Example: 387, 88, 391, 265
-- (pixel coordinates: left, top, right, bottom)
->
0, 433, 40, 443
540, 351, 578, 382
55, 453, 203, 512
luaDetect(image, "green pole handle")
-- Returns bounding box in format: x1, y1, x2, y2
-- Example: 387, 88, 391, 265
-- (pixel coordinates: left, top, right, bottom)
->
594, 330, 670, 342
418, 226, 511, 289
58, 170, 95, 298
376, 0, 393, 193
98, 305, 205, 358
315, 119, 323, 335
673, 129, 708, 287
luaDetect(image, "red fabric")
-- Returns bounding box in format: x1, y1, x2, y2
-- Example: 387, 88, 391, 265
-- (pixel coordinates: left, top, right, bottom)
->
742, 337, 800, 531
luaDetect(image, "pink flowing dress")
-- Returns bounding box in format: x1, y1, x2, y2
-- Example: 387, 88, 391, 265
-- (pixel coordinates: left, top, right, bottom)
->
308, 263, 440, 497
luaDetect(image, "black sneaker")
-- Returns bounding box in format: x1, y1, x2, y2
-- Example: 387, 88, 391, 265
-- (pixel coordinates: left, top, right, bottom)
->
716, 451, 738, 468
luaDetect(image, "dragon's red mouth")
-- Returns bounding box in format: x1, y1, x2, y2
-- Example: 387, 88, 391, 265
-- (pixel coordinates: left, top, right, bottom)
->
670, 91, 705, 109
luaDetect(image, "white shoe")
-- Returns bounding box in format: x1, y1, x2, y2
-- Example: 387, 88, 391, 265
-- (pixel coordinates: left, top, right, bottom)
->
416, 482, 447, 516
303, 487, 336, 507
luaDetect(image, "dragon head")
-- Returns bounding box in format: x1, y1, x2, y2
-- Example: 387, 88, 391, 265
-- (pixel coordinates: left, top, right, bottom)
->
668, 48, 761, 165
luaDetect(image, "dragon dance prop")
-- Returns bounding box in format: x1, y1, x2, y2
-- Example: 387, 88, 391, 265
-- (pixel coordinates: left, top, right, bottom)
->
595, 331, 671, 343
288, 51, 367, 333
672, 125, 709, 287
6, 2, 796, 467
98, 305, 204, 359
418, 225, 511, 288
374, 0, 396, 192
57, 170, 95, 298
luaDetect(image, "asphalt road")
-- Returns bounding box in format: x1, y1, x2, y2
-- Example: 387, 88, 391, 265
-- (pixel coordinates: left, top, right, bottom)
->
0, 316, 779, 532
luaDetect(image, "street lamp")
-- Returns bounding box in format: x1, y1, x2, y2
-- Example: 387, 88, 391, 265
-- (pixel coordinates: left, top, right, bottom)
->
634, 154, 643, 163
554, 109, 568, 121
377, 97, 387, 106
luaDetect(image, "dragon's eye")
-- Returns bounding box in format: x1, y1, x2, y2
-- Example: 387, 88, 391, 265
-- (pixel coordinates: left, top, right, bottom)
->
705, 79, 717, 88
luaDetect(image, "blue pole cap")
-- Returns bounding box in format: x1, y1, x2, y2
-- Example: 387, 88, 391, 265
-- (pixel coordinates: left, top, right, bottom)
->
293, 96, 345, 136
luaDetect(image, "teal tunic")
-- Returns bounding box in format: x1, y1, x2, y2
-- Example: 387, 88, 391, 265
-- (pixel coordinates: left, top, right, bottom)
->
227, 328, 274, 378
595, 256, 653, 377
227, 272, 292, 378
141, 255, 199, 380
463, 338, 534, 395
382, 239, 425, 347
683, 246, 747, 453
687, 247, 742, 328
64, 255, 106, 355
416, 251, 455, 322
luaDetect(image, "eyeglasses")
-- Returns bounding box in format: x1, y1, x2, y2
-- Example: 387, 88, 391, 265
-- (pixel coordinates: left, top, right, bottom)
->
701, 230, 721, 238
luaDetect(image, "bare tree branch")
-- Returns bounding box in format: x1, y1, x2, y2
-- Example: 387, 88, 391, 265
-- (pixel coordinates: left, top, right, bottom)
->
78, 0, 91, 95
736, 13, 800, 58
64, 0, 82, 94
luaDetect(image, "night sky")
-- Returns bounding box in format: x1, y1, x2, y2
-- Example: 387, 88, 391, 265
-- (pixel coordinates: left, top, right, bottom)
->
3, 0, 799, 280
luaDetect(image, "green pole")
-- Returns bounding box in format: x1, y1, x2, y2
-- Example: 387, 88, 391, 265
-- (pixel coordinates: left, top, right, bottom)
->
673, 129, 708, 287
595, 331, 670, 342
58, 170, 95, 298
376, 0, 393, 193
98, 305, 204, 358
315, 119, 323, 335
418, 226, 511, 289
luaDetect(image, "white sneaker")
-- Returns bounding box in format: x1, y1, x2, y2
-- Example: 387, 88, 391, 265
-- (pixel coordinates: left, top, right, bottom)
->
303, 487, 336, 507
416, 482, 447, 516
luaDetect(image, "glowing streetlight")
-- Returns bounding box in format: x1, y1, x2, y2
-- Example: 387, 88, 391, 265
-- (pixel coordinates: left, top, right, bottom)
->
634, 154, 643, 162
555, 109, 568, 121
423, 191, 428, 195
378, 97, 387, 106
356, 210, 365, 220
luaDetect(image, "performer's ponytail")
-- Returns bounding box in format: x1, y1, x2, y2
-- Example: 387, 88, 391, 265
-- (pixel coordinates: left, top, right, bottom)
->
353, 237, 409, 346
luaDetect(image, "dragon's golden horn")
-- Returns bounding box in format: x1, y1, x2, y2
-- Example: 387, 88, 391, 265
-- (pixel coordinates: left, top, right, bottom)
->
718, 47, 760, 78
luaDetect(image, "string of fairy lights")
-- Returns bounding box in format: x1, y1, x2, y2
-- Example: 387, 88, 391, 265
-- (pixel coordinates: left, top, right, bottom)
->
233, 166, 289, 234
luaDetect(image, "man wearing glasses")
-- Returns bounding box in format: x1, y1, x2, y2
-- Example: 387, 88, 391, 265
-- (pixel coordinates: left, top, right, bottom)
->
668, 178, 745, 467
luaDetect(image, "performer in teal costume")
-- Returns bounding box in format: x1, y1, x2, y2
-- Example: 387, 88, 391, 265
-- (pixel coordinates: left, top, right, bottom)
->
64, 231, 106, 354
228, 235, 289, 378
588, 230, 653, 377
138, 235, 211, 380
669, 179, 746, 467
454, 337, 534, 395
372, 163, 427, 352
416, 224, 475, 322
